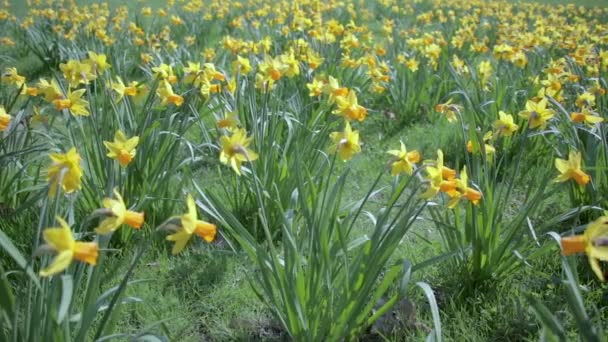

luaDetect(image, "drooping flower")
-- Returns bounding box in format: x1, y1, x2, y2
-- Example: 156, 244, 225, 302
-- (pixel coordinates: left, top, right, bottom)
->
554, 150, 590, 186
166, 195, 217, 254
329, 121, 362, 161
96, 188, 144, 234
387, 141, 420, 176
47, 147, 83, 195
570, 108, 604, 126
219, 128, 259, 175
39, 217, 98, 277
561, 216, 608, 281
104, 130, 139, 167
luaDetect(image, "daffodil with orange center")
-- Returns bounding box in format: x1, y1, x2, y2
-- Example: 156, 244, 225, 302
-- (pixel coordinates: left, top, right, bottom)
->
421, 150, 457, 200
323, 76, 348, 103
157, 80, 183, 107
561, 216, 608, 281
0, 106, 11, 131
96, 188, 144, 234
435, 99, 461, 123
333, 90, 367, 122
104, 130, 139, 167
447, 166, 482, 209
387, 141, 420, 176
166, 195, 217, 254
39, 217, 98, 277
52, 89, 90, 116
570, 108, 604, 126
554, 150, 590, 186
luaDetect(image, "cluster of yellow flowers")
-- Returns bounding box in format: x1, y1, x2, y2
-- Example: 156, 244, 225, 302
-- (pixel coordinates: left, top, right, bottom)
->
39, 190, 217, 276
1, 0, 607, 283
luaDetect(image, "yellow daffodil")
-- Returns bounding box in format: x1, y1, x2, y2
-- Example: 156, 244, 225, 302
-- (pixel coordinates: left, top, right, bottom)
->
467, 131, 495, 156
518, 98, 554, 129
60, 60, 96, 88
96, 188, 144, 234
561, 216, 608, 281
232, 55, 252, 74
52, 89, 90, 116
554, 150, 590, 186
333, 90, 368, 122
84, 51, 111, 74
216, 112, 239, 131
447, 166, 482, 209
421, 149, 457, 200
435, 99, 461, 123
387, 141, 420, 176
37, 78, 63, 102
219, 128, 259, 175
166, 195, 217, 254
329, 121, 361, 161
1, 67, 25, 88
0, 106, 11, 131
47, 147, 83, 195
104, 130, 139, 167
306, 77, 325, 97
39, 217, 98, 277
157, 80, 183, 107
259, 55, 288, 82
493, 111, 519, 137
575, 92, 595, 108
152, 64, 178, 83
323, 76, 349, 102
570, 108, 604, 126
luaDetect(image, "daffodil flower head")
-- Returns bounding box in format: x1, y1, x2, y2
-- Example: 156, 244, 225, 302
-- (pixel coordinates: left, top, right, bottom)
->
561, 216, 608, 281
570, 108, 604, 126
104, 130, 139, 167
52, 89, 90, 116
387, 141, 420, 176
493, 111, 519, 137
166, 195, 217, 254
96, 188, 145, 234
554, 150, 590, 186
47, 147, 83, 196
518, 98, 554, 130
329, 121, 362, 161
333, 90, 368, 122
219, 128, 258, 175
0, 106, 11, 131
39, 216, 98, 277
